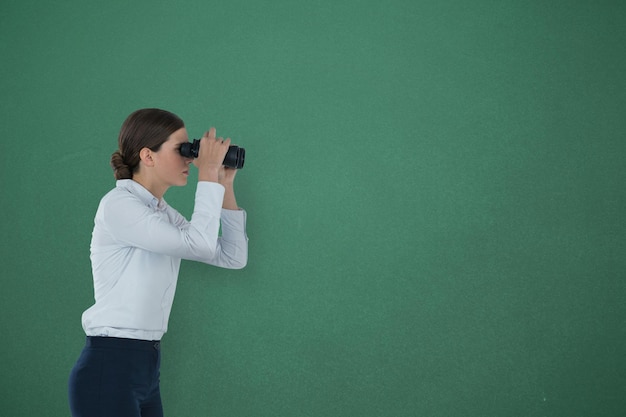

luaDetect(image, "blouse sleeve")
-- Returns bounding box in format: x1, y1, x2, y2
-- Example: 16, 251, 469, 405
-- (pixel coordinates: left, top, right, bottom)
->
100, 182, 245, 266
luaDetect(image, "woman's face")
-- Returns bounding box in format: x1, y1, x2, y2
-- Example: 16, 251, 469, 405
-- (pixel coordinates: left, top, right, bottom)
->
151, 127, 194, 188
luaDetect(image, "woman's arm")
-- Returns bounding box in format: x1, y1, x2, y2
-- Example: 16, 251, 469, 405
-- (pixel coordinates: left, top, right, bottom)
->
219, 166, 239, 210
209, 164, 247, 269
99, 182, 225, 261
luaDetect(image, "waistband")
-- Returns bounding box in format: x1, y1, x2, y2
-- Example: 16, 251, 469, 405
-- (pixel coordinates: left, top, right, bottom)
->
86, 336, 160, 351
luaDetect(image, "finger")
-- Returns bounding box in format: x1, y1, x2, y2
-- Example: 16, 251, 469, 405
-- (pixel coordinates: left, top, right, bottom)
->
204, 127, 216, 140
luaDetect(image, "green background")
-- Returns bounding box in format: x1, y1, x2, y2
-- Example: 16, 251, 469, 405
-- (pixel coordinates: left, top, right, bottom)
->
2, 1, 625, 415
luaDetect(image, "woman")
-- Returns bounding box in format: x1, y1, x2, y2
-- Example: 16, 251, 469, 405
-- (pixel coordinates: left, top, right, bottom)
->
68, 108, 248, 416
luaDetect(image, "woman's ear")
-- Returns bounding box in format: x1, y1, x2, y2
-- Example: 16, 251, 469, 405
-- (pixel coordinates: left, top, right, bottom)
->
139, 147, 155, 167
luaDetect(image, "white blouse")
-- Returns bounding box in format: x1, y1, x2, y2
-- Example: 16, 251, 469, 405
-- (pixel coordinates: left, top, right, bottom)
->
81, 179, 248, 341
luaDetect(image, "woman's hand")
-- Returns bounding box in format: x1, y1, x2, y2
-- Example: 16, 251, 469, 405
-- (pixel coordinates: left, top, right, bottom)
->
218, 166, 238, 186
220, 165, 239, 209
194, 127, 231, 182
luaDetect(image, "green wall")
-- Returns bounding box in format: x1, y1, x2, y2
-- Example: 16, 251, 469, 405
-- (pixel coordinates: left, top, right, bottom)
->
2, 1, 625, 415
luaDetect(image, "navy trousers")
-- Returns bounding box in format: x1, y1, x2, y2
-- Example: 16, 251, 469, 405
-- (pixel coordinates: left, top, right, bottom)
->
68, 337, 163, 417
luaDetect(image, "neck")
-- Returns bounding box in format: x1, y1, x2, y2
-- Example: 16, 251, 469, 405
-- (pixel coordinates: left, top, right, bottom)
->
132, 173, 167, 200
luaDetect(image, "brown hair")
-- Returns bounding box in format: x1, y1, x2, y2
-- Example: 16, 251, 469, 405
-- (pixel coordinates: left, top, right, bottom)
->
111, 108, 185, 180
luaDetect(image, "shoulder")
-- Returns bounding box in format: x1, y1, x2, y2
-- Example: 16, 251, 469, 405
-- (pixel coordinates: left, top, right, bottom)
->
99, 183, 139, 209
95, 182, 150, 223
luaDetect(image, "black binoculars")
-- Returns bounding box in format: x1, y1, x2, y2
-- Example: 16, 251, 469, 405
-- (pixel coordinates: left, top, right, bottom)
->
179, 139, 245, 169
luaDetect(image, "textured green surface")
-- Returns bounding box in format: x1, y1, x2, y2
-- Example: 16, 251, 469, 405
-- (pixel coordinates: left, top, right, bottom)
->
1, 1, 625, 415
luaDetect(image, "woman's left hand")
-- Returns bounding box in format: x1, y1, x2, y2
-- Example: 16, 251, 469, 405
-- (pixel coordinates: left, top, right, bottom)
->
219, 166, 239, 209
218, 166, 238, 187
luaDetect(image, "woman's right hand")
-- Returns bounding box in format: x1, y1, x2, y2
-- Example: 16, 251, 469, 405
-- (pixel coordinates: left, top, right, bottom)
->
194, 127, 231, 182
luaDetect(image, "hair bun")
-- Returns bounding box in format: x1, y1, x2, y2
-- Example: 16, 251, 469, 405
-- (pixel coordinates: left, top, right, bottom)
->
110, 150, 132, 180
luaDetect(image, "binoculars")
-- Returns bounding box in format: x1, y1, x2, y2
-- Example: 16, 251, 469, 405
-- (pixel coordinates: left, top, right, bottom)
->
180, 139, 245, 169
